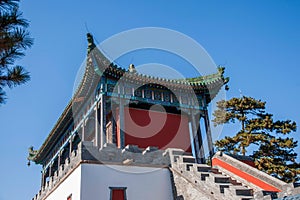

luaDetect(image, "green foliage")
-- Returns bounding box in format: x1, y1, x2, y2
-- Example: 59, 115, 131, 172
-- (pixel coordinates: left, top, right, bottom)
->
213, 96, 300, 183
254, 136, 300, 183
0, 0, 33, 104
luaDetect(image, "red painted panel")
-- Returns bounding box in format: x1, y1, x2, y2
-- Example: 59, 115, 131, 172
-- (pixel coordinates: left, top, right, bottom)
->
111, 189, 125, 200
116, 107, 191, 152
212, 158, 280, 192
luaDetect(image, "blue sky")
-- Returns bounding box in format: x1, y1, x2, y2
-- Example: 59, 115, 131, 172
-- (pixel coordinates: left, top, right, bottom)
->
0, 1, 299, 199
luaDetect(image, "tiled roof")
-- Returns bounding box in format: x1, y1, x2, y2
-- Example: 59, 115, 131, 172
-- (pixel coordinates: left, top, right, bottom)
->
28, 33, 229, 164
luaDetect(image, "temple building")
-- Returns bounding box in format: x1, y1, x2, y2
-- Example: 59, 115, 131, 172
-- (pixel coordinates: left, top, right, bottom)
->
28, 34, 299, 200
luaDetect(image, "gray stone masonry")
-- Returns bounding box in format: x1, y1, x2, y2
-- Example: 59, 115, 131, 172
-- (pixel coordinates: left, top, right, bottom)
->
276, 183, 300, 198
168, 149, 253, 200
32, 143, 299, 200
32, 142, 170, 200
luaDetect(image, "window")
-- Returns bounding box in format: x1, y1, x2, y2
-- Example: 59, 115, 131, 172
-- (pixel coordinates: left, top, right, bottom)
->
67, 194, 72, 200
109, 187, 127, 200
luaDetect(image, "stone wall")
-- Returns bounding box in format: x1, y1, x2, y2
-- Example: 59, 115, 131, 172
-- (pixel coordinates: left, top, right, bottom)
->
32, 144, 299, 200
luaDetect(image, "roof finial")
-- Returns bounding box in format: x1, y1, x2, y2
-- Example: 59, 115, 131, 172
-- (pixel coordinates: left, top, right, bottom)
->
128, 64, 137, 73
87, 33, 96, 53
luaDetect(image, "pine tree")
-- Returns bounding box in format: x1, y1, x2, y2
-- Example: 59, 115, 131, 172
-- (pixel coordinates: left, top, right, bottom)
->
213, 96, 300, 183
0, 0, 33, 104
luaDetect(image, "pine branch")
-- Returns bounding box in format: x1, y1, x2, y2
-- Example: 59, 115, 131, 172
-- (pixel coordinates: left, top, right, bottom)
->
0, 28, 33, 54
0, 87, 5, 104
0, 0, 19, 10
213, 96, 299, 182
0, 65, 30, 88
0, 47, 24, 67
0, 8, 29, 30
0, 0, 32, 104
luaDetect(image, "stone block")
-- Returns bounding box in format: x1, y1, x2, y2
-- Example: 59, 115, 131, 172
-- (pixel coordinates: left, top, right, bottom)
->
142, 146, 159, 155
71, 150, 77, 158
79, 141, 93, 149
196, 164, 211, 172
123, 159, 134, 165
122, 145, 142, 153
103, 143, 117, 148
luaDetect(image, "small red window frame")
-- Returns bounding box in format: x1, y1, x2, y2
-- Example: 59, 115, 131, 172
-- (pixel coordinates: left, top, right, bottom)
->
109, 187, 127, 200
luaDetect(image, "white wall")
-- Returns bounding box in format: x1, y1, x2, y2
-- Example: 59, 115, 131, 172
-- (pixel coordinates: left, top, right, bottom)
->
45, 166, 81, 200
81, 164, 174, 200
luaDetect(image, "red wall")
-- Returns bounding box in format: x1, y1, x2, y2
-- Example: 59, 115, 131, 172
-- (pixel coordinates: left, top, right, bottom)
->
116, 107, 191, 152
